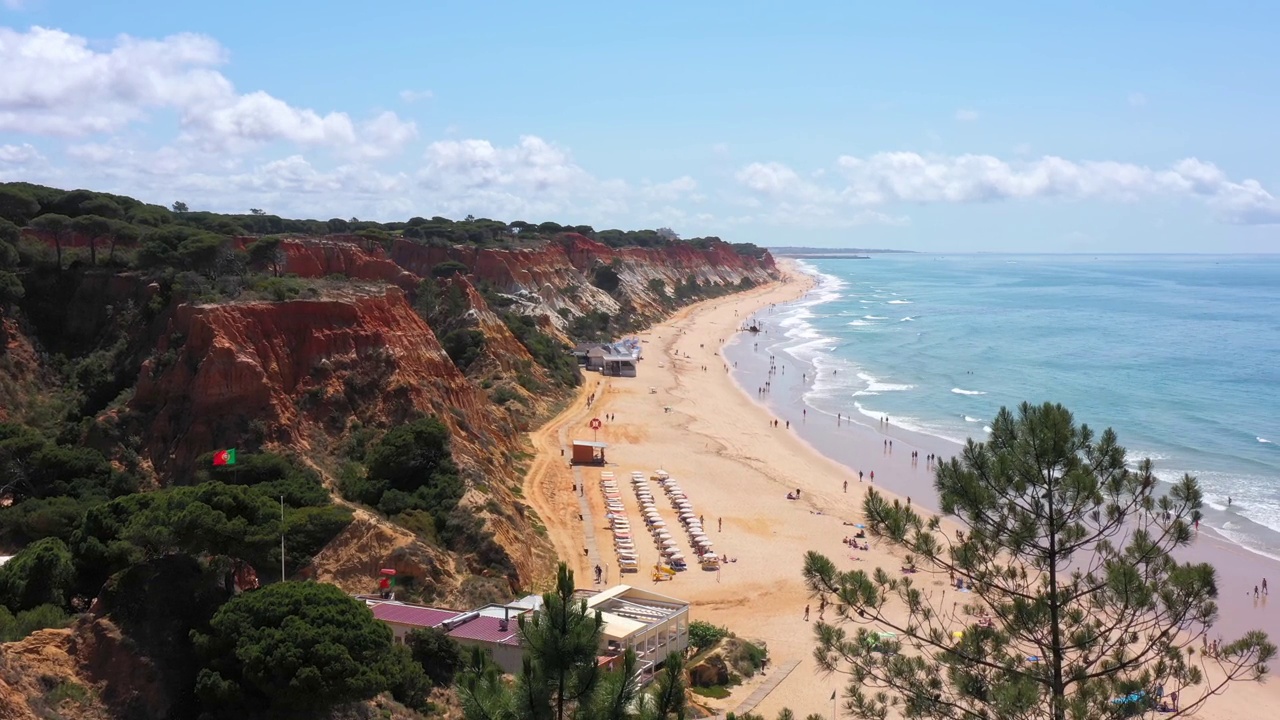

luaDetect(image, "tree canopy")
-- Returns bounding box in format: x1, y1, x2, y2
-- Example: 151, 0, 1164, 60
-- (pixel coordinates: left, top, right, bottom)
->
192, 581, 402, 717
803, 402, 1275, 720
340, 416, 462, 519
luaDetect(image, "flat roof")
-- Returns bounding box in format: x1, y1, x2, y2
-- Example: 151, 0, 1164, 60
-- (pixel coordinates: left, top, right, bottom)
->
369, 601, 461, 629
447, 615, 521, 646
573, 440, 608, 448
602, 355, 637, 362
579, 585, 688, 641
600, 612, 648, 640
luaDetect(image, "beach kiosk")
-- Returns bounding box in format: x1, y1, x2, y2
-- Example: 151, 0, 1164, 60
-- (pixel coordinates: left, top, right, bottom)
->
571, 440, 608, 466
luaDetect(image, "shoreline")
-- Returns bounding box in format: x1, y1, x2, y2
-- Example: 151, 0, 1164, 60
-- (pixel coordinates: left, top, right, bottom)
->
525, 259, 1280, 719
724, 262, 1280, 645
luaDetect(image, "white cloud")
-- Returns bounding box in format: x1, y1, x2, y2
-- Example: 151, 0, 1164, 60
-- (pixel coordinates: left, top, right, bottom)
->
0, 142, 41, 165
831, 152, 1280, 223
2, 0, 28, 10
0, 26, 415, 158
955, 109, 980, 122
642, 176, 698, 202
729, 153, 1280, 226
1129, 92, 1148, 107
399, 90, 434, 103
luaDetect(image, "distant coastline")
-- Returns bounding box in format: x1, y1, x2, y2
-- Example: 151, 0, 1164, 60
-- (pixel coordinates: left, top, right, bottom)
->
768, 246, 915, 258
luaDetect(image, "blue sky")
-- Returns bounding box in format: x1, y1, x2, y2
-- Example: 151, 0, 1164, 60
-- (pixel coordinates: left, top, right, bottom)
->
1, 1, 1277, 252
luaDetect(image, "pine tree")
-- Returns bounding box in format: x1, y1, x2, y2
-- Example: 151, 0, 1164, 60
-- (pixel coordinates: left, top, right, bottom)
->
458, 562, 642, 720
803, 402, 1274, 720
637, 652, 687, 720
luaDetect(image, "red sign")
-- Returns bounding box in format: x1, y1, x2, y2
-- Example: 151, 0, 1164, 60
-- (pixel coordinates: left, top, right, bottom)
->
590, 418, 602, 430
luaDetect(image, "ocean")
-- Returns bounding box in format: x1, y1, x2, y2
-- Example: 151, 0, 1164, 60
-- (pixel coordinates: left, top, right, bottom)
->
743, 254, 1280, 561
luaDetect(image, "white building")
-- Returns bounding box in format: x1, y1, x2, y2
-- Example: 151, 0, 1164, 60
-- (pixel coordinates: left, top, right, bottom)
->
576, 585, 690, 674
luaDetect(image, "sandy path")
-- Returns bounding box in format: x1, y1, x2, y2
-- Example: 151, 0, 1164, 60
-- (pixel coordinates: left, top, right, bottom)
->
523, 378, 597, 584
524, 262, 1280, 719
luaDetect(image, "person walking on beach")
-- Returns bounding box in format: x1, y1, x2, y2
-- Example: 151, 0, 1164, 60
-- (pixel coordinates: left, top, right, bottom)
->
1264, 578, 1269, 595
718, 517, 722, 532
786, 420, 790, 429
804, 604, 810, 621
843, 480, 848, 493
859, 470, 863, 482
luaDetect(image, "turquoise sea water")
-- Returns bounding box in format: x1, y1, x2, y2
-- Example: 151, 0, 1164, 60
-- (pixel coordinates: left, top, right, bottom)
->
773, 254, 1280, 558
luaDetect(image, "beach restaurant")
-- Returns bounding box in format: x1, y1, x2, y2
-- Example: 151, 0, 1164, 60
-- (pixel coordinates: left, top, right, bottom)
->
363, 585, 688, 677
574, 585, 690, 675
572, 440, 608, 465
601, 354, 638, 377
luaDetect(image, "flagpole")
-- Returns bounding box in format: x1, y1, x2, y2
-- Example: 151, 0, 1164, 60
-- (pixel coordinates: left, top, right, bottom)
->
280, 495, 286, 581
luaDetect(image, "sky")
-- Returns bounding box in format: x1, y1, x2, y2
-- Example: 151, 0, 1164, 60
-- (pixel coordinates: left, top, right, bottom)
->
1, 1, 1278, 252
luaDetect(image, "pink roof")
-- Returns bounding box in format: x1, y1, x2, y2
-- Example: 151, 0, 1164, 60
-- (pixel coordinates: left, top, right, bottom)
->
447, 615, 522, 646
371, 602, 461, 629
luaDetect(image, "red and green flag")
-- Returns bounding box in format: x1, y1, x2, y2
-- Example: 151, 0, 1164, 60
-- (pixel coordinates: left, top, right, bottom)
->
213, 448, 237, 466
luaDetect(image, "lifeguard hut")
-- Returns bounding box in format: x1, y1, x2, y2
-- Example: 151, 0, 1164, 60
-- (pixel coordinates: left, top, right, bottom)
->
571, 440, 608, 466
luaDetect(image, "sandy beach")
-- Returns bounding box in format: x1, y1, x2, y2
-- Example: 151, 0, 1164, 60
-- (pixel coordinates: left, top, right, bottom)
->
525, 260, 1280, 719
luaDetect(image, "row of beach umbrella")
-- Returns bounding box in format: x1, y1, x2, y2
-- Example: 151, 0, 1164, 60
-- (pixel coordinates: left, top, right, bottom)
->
600, 472, 638, 572
633, 471, 686, 570
655, 470, 718, 568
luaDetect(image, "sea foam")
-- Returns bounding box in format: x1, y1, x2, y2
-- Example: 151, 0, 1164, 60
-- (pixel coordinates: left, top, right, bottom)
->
951, 388, 986, 396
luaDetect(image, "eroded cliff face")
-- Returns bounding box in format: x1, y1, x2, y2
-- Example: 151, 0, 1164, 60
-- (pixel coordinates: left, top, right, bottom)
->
131, 286, 484, 476
274, 235, 419, 292
389, 233, 777, 327
126, 285, 549, 595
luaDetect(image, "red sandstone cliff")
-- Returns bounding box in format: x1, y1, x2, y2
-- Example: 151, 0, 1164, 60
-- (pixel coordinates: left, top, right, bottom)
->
274, 236, 419, 292
126, 285, 550, 593
389, 233, 777, 324
131, 286, 495, 476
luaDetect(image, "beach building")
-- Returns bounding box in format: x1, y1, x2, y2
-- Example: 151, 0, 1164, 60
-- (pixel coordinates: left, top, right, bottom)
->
585, 346, 608, 371
572, 440, 608, 465
363, 599, 462, 644
572, 342, 605, 366
574, 585, 690, 674
444, 612, 524, 673
364, 586, 687, 677
601, 354, 638, 377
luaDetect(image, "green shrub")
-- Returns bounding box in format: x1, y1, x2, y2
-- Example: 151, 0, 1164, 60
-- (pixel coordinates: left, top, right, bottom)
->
689, 619, 728, 650
431, 260, 469, 278
0, 603, 72, 641
502, 312, 581, 387
407, 626, 465, 685
591, 264, 621, 293
442, 328, 486, 371
0, 537, 76, 612
491, 386, 520, 405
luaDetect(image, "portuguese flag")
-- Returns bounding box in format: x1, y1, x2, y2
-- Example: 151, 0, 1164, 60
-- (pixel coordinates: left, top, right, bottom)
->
213, 448, 237, 466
